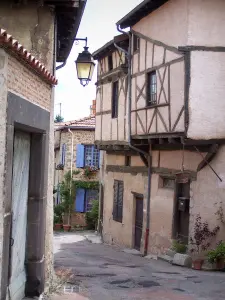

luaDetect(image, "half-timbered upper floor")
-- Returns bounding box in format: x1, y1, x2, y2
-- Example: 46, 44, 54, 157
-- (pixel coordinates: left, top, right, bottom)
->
94, 0, 225, 151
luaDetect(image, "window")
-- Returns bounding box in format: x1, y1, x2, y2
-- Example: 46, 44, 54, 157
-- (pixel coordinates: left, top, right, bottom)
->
133, 35, 140, 52
113, 180, 124, 222
76, 144, 100, 168
147, 71, 157, 106
112, 81, 119, 118
75, 189, 99, 212
125, 155, 131, 167
159, 176, 175, 190
108, 54, 113, 71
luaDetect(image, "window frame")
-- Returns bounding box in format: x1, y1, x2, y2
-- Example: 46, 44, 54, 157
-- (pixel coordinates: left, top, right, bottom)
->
146, 70, 157, 107
159, 176, 175, 190
133, 35, 140, 53
112, 80, 119, 119
125, 155, 131, 167
84, 144, 99, 168
113, 180, 124, 223
108, 53, 113, 71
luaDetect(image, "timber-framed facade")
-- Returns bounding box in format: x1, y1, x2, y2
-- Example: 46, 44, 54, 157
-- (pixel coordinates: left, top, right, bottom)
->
94, 0, 225, 256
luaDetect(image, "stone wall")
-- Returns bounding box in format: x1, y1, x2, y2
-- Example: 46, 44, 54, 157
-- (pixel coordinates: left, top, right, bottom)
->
0, 48, 54, 293
54, 128, 99, 227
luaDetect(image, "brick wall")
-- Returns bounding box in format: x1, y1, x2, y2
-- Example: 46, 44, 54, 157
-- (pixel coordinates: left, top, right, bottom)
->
7, 55, 52, 111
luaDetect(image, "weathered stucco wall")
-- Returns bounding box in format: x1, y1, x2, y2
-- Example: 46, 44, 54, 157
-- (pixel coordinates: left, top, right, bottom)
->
188, 51, 225, 139
0, 1, 54, 70
102, 148, 225, 255
0, 49, 8, 294
102, 153, 147, 248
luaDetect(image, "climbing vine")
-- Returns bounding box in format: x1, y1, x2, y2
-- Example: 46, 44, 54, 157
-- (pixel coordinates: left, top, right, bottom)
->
73, 180, 99, 190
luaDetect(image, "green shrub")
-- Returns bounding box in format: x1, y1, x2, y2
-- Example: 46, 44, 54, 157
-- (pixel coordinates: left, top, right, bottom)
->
207, 241, 225, 263
172, 239, 187, 254
85, 200, 99, 230
54, 203, 64, 224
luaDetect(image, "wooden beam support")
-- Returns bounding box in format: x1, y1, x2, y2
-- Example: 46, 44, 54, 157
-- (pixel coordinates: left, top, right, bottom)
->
197, 144, 219, 172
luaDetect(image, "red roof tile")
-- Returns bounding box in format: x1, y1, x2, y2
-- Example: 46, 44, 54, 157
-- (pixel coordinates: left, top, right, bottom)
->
55, 115, 95, 130
0, 28, 57, 85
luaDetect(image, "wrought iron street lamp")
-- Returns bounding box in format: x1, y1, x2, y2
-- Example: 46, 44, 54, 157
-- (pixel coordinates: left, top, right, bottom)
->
56, 37, 95, 87
75, 37, 95, 87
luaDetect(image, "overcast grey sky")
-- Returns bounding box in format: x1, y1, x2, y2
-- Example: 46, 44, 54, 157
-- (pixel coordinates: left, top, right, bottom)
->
55, 0, 143, 121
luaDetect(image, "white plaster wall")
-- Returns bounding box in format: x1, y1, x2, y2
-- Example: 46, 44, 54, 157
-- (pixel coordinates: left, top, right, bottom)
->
190, 145, 225, 246
188, 51, 225, 139
132, 0, 189, 47
188, 0, 225, 46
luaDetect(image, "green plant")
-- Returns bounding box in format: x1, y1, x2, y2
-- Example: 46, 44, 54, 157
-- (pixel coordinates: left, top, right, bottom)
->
54, 114, 64, 123
83, 166, 98, 178
60, 171, 75, 225
85, 200, 99, 230
207, 241, 225, 263
172, 240, 187, 254
54, 203, 64, 224
73, 180, 99, 190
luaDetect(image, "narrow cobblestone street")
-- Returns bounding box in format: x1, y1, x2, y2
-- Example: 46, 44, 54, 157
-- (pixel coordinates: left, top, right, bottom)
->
54, 232, 225, 300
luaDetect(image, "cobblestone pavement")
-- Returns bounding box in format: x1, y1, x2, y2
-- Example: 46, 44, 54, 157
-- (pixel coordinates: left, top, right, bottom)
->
54, 232, 225, 300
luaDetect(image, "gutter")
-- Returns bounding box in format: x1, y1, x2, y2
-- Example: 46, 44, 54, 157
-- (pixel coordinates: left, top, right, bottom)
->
55, 126, 95, 131
115, 25, 152, 256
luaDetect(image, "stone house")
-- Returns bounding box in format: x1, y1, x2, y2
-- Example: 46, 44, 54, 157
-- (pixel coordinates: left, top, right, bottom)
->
0, 1, 86, 300
93, 0, 225, 256
54, 102, 100, 228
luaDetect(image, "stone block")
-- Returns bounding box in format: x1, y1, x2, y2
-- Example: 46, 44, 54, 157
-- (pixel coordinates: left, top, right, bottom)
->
166, 249, 176, 258
172, 253, 192, 268
158, 254, 173, 263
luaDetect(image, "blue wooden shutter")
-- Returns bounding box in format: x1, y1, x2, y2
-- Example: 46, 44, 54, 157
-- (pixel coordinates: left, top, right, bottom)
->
75, 188, 85, 212
76, 144, 84, 167
61, 143, 66, 165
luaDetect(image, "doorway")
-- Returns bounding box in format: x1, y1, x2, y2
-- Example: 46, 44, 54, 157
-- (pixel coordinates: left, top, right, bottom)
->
134, 196, 143, 250
173, 180, 190, 244
9, 131, 31, 300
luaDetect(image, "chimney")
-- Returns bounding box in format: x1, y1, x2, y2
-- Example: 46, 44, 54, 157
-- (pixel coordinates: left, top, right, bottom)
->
90, 99, 96, 116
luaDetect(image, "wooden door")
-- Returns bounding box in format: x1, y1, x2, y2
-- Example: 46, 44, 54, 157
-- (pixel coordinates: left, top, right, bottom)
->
134, 197, 143, 250
9, 131, 31, 300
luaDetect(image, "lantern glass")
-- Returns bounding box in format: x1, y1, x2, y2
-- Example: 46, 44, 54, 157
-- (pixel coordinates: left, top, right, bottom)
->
75, 46, 95, 86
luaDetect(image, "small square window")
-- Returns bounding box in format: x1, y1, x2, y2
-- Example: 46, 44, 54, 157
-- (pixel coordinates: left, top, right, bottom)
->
147, 71, 157, 106
125, 155, 131, 166
108, 54, 113, 71
159, 176, 175, 190
133, 36, 140, 52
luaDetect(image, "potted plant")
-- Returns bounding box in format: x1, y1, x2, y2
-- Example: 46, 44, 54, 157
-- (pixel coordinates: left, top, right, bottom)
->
53, 203, 64, 230
207, 241, 225, 270
84, 166, 98, 178
60, 172, 75, 232
172, 239, 187, 254
190, 214, 220, 270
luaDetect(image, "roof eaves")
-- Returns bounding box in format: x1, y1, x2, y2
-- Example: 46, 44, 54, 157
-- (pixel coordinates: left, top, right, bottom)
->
0, 28, 57, 85
117, 0, 169, 29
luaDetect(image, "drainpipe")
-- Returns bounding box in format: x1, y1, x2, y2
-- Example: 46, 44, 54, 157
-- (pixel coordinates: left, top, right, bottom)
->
115, 25, 152, 255
68, 128, 74, 225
